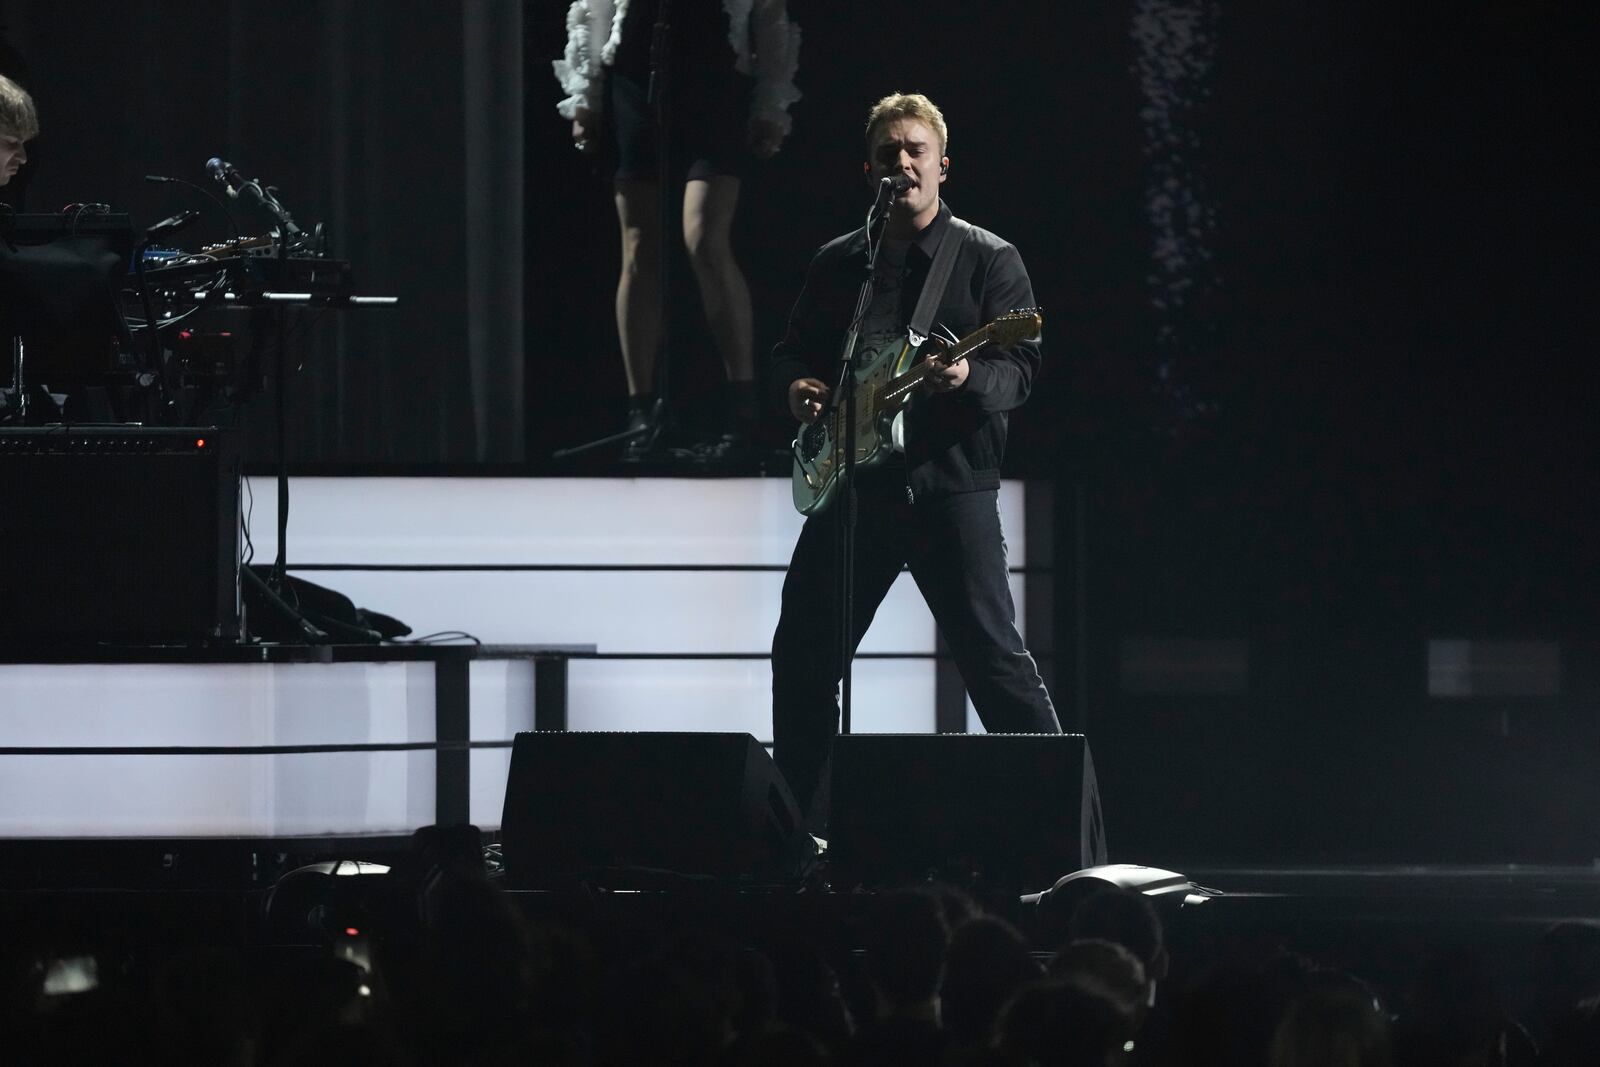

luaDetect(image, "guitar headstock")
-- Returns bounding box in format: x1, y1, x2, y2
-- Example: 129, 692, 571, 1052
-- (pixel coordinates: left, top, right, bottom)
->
987, 308, 1043, 349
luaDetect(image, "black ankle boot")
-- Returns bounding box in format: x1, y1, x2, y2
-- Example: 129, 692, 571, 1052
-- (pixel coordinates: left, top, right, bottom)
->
620, 398, 664, 463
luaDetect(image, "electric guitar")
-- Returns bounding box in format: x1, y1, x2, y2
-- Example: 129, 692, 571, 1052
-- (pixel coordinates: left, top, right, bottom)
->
790, 308, 1043, 515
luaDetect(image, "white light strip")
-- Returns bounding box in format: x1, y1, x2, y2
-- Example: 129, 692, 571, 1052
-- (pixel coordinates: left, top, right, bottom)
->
244, 477, 1026, 569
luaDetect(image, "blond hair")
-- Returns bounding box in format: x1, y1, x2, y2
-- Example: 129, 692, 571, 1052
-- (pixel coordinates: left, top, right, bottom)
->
0, 74, 38, 140
865, 92, 948, 153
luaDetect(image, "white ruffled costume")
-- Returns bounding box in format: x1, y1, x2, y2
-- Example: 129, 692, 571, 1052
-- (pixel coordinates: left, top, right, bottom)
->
553, 0, 802, 135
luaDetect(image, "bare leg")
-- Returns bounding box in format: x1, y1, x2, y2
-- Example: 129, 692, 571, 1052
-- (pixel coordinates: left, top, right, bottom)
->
614, 179, 662, 397
682, 176, 754, 386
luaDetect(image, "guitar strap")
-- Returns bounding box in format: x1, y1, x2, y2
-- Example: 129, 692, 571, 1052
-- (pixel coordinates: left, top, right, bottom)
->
906, 214, 972, 348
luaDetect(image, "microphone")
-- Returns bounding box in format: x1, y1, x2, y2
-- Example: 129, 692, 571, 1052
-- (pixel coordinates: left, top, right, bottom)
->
202, 155, 300, 237
144, 209, 199, 239
880, 173, 915, 196
204, 156, 242, 190
145, 173, 242, 242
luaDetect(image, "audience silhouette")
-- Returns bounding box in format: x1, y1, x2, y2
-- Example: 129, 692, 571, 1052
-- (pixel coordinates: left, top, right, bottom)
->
5, 867, 1595, 1066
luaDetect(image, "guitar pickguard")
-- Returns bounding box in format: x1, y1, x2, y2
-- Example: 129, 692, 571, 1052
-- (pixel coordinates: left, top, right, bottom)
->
791, 338, 919, 515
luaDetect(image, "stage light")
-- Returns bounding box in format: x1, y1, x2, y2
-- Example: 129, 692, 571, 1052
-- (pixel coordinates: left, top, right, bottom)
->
1023, 864, 1213, 910
263, 860, 391, 947
1024, 863, 1219, 948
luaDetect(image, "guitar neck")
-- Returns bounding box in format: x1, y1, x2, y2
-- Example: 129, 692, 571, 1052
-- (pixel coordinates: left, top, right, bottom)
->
880, 334, 992, 402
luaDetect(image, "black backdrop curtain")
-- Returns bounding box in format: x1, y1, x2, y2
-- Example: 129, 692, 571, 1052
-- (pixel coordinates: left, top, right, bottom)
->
1, 0, 524, 463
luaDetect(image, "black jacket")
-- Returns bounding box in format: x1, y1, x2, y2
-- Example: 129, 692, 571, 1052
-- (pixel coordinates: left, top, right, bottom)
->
769, 201, 1041, 500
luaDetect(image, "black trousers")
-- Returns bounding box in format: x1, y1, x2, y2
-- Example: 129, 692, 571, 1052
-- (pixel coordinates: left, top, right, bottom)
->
771, 481, 1060, 821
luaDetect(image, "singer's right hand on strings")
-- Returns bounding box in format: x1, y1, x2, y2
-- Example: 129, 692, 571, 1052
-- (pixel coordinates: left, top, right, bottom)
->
788, 378, 830, 423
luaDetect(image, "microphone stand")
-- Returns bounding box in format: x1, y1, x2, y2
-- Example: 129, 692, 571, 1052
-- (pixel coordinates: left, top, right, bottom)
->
271, 214, 292, 593
222, 165, 303, 598
253, 188, 330, 641
822, 180, 895, 735
222, 162, 318, 637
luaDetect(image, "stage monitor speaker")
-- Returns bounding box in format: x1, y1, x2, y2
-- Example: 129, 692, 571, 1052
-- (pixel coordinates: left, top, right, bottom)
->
0, 427, 241, 643
499, 731, 811, 887
829, 733, 1108, 892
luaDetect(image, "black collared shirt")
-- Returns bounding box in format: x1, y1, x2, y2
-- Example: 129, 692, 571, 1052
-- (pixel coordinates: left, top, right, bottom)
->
770, 200, 1042, 499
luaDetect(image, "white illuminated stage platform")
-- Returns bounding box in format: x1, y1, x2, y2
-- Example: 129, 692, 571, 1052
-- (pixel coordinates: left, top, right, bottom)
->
0, 477, 1035, 840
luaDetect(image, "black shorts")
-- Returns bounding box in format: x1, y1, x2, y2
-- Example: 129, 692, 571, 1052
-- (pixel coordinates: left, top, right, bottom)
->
608, 68, 754, 182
